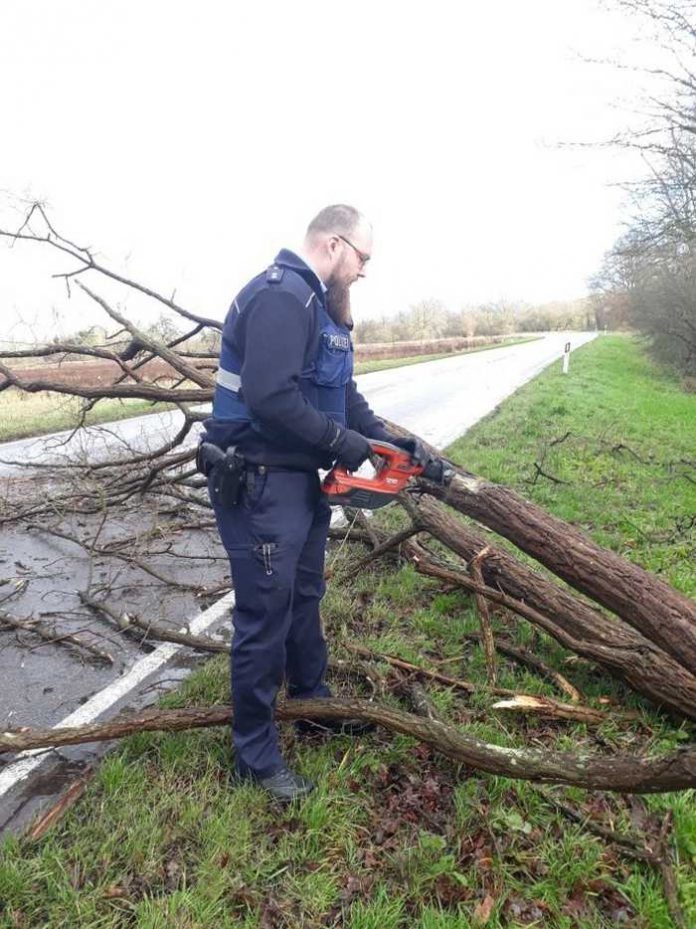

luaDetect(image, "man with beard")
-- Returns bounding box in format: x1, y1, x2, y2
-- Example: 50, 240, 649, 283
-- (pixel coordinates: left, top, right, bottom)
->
200, 205, 417, 801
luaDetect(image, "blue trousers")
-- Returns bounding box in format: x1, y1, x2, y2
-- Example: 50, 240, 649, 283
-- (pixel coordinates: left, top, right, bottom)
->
211, 468, 332, 777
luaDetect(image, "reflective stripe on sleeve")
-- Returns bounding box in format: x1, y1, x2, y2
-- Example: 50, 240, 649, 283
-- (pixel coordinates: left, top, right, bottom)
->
216, 368, 242, 392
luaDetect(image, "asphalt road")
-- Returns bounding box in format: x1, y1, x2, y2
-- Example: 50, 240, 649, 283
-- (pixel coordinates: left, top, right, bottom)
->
0, 331, 596, 833
356, 332, 596, 447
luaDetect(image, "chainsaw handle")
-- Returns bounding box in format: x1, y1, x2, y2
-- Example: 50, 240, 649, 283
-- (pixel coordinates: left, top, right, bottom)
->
366, 439, 403, 472
322, 438, 421, 508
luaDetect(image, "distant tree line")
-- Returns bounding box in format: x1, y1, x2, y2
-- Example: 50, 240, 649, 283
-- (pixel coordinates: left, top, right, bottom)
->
593, 0, 696, 376
40, 313, 220, 363
353, 297, 596, 344
43, 298, 597, 358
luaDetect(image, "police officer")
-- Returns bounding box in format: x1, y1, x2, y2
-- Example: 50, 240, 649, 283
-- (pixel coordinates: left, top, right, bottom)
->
201, 205, 416, 801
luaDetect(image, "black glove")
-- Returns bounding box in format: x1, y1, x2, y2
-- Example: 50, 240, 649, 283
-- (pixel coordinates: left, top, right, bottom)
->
388, 435, 428, 467
389, 435, 452, 485
421, 457, 447, 484
334, 428, 372, 471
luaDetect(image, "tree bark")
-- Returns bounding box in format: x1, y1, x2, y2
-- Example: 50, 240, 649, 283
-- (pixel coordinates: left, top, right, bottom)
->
382, 418, 696, 679
2, 699, 695, 792
422, 472, 696, 676
407, 497, 696, 721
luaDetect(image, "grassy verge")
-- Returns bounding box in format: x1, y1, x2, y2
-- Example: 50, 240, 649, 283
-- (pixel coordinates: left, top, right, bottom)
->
0, 338, 540, 443
0, 392, 174, 444
447, 333, 696, 597
1, 336, 694, 928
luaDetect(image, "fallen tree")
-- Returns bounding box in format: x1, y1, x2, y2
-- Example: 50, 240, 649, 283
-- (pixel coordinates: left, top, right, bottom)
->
420, 471, 696, 675
402, 497, 696, 720
1, 204, 695, 786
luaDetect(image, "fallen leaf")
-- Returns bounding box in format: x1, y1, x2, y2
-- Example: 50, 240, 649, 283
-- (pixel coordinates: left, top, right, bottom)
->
103, 884, 127, 898
473, 893, 495, 924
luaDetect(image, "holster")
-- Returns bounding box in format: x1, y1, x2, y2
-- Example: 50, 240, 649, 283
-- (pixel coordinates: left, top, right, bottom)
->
197, 442, 245, 507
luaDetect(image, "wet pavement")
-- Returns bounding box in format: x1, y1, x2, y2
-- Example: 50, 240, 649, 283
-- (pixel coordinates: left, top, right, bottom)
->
0, 477, 231, 835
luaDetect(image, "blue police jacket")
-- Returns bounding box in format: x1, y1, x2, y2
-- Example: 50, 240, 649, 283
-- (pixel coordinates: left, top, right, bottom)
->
202, 249, 391, 471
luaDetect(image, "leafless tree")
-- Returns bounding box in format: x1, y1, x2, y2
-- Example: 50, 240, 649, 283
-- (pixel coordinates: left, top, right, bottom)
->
594, 1, 696, 370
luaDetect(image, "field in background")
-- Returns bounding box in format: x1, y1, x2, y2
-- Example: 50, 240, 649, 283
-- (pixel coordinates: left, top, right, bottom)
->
354, 333, 534, 361
1, 336, 693, 927
0, 336, 539, 443
354, 336, 538, 375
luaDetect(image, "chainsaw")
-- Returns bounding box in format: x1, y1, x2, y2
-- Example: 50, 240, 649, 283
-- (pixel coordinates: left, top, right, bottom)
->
322, 439, 453, 509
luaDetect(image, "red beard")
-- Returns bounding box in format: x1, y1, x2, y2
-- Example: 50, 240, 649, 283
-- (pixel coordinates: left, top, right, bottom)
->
326, 281, 352, 329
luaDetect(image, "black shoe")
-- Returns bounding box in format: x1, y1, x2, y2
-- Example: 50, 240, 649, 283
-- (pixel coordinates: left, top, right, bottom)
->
295, 717, 376, 737
236, 765, 315, 802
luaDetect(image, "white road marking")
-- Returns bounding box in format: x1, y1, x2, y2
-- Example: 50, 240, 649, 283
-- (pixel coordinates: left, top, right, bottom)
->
0, 591, 235, 798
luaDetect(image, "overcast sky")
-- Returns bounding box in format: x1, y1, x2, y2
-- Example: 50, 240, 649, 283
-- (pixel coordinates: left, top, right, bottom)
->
1, 1, 652, 341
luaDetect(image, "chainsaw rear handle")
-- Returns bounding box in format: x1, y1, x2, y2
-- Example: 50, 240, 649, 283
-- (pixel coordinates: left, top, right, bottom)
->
329, 439, 417, 482
322, 439, 417, 507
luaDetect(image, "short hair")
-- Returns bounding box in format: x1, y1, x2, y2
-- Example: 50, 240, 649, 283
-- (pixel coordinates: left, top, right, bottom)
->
306, 204, 365, 239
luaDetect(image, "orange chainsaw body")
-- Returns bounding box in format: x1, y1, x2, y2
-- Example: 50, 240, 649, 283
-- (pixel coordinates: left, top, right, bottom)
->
322, 440, 423, 509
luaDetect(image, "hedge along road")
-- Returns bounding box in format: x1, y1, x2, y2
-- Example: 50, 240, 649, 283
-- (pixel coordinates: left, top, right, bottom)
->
0, 331, 596, 834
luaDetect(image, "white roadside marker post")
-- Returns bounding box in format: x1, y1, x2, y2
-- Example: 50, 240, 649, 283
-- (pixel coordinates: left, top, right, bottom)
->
562, 341, 571, 374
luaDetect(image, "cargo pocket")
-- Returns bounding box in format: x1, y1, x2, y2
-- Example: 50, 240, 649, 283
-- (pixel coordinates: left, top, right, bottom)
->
242, 470, 268, 511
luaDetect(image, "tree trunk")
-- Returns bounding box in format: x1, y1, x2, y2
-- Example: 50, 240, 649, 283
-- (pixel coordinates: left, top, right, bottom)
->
407, 497, 696, 720
422, 473, 696, 675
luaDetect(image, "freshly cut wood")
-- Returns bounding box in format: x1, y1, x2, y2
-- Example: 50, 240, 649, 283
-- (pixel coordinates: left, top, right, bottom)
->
491, 694, 605, 724
2, 698, 695, 793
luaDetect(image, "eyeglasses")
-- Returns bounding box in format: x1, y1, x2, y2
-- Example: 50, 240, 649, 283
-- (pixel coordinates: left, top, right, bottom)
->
337, 234, 370, 267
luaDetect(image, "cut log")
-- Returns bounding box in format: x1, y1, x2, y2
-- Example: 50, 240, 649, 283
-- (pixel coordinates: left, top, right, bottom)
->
491, 694, 605, 724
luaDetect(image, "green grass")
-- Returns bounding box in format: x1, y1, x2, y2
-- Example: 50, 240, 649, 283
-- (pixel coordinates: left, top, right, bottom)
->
0, 391, 174, 443
1, 335, 694, 928
447, 333, 696, 596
